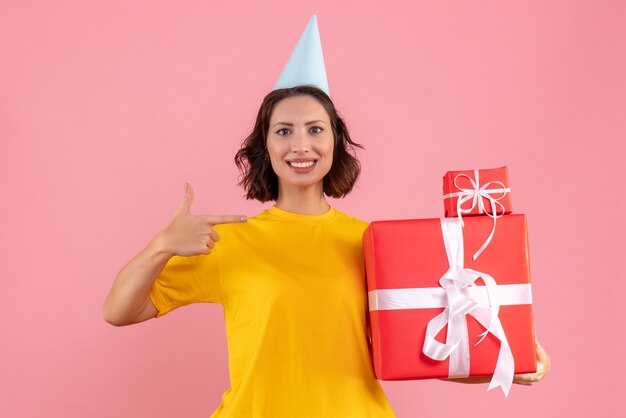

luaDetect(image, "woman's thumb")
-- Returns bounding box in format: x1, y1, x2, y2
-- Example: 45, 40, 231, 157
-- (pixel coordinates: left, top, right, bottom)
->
176, 182, 194, 214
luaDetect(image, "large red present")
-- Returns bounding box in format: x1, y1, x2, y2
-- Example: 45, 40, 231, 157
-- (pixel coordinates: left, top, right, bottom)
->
443, 167, 512, 218
363, 215, 536, 396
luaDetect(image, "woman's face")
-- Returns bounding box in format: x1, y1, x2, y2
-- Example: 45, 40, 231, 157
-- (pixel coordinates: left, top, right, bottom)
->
266, 95, 334, 192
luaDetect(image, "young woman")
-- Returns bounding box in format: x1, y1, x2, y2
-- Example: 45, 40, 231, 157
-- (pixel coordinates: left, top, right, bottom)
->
103, 85, 550, 417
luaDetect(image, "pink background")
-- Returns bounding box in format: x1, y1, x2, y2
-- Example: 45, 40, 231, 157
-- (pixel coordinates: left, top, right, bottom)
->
1, 1, 624, 417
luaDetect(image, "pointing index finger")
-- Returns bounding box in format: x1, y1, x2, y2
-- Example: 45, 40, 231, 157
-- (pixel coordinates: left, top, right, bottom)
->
203, 214, 248, 225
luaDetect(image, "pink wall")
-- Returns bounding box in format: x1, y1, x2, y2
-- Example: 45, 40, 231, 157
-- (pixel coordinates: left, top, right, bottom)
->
1, 1, 624, 416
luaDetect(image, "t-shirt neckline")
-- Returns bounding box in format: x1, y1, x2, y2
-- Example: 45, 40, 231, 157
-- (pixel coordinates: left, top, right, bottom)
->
268, 205, 336, 222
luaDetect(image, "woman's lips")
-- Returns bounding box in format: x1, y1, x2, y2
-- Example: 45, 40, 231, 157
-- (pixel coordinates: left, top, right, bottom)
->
287, 160, 317, 172
288, 160, 316, 168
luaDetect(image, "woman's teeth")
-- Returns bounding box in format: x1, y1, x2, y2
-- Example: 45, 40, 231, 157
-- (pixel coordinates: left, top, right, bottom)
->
289, 161, 315, 168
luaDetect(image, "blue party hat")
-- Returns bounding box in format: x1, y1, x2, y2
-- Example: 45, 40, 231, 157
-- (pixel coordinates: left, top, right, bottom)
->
273, 15, 330, 96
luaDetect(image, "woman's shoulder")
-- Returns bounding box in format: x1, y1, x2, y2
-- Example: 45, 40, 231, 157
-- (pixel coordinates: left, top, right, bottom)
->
333, 209, 369, 230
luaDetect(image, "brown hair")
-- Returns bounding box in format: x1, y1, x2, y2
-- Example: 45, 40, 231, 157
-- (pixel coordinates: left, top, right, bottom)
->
235, 85, 364, 202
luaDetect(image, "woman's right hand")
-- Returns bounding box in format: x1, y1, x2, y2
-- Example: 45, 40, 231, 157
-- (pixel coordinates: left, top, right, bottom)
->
103, 183, 246, 326
155, 183, 248, 257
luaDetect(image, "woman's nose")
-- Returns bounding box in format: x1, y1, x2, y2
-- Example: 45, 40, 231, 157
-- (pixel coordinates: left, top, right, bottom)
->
290, 130, 311, 152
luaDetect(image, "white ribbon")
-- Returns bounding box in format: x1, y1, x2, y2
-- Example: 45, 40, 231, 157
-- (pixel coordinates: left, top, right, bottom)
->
368, 218, 532, 397
443, 169, 511, 260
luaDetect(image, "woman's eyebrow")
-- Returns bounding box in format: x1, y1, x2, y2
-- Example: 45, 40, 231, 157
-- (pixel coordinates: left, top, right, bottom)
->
273, 120, 327, 128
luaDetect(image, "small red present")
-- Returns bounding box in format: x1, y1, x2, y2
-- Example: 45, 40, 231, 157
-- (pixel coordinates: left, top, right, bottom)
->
363, 215, 536, 397
443, 167, 512, 218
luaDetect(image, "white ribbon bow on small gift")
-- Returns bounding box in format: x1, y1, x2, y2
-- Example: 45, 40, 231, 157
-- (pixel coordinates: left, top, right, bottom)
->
443, 170, 511, 260
368, 218, 533, 397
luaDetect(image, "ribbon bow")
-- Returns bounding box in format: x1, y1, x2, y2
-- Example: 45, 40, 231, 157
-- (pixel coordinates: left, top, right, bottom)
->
422, 218, 518, 397
443, 170, 511, 260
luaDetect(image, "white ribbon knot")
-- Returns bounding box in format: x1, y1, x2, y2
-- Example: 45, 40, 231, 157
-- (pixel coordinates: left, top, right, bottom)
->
443, 169, 511, 260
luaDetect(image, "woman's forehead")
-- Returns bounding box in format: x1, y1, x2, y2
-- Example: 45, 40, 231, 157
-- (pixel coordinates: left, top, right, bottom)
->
270, 95, 330, 124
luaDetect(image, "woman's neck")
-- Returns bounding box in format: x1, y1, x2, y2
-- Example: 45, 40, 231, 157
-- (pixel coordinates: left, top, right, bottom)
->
275, 184, 330, 215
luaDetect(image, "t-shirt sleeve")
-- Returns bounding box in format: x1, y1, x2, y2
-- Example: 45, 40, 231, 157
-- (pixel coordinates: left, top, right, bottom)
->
149, 250, 223, 317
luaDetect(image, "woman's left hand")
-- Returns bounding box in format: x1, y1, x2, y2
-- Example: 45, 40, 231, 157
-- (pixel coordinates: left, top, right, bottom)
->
513, 341, 551, 385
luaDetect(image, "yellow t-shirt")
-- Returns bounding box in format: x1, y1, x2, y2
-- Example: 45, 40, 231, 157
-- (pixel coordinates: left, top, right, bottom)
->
149, 205, 395, 417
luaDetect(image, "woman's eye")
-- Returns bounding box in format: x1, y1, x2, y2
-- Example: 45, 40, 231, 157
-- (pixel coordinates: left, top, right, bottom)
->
309, 126, 323, 134
276, 128, 290, 136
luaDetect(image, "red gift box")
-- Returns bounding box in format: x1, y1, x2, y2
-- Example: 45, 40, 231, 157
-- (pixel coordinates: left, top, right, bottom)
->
363, 215, 536, 396
443, 167, 513, 218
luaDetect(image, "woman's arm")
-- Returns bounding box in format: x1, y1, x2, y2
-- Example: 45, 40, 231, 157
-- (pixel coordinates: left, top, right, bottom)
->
102, 234, 173, 326
103, 183, 246, 326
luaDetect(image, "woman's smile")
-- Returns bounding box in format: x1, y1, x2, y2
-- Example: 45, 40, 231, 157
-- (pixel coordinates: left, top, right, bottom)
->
287, 158, 318, 171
